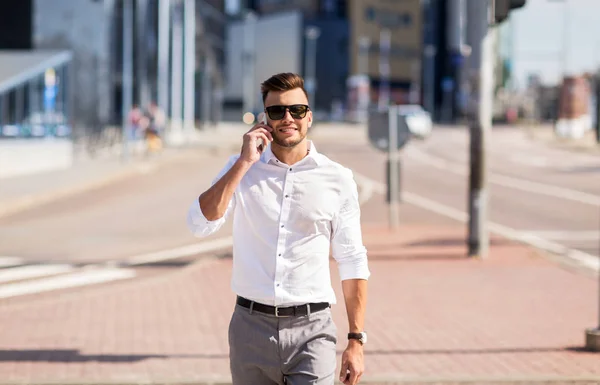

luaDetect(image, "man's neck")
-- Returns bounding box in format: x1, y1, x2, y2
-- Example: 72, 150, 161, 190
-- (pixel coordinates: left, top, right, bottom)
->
271, 140, 310, 166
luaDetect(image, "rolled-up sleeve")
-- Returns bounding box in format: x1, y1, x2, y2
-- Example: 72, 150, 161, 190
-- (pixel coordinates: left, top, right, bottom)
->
186, 155, 239, 238
186, 197, 232, 237
331, 169, 370, 281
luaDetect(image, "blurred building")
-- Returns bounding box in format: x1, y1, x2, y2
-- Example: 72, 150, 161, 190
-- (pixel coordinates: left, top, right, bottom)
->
0, 0, 225, 141
0, 1, 73, 140
230, 0, 487, 123
225, 0, 349, 117
228, 0, 433, 120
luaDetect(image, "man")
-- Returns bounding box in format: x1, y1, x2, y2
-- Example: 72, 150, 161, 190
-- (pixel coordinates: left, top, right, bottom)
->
186, 73, 369, 385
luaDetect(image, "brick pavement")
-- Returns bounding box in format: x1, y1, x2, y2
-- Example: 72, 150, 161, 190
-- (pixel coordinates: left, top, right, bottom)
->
0, 219, 598, 384
0, 122, 598, 384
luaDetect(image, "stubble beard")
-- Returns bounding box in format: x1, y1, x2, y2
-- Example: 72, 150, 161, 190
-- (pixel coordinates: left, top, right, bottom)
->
272, 129, 307, 148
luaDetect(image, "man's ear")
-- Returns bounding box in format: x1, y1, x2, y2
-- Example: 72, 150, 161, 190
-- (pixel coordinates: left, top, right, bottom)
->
308, 110, 313, 127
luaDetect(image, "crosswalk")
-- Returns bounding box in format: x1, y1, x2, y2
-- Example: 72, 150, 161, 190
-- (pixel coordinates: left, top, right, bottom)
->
0, 257, 136, 300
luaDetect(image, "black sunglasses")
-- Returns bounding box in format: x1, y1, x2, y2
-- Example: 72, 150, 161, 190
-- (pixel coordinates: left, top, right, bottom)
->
264, 104, 310, 120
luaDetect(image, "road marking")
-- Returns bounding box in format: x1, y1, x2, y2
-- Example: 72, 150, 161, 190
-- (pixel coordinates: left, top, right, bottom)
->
0, 264, 75, 284
521, 230, 599, 241
0, 236, 234, 299
0, 256, 25, 268
0, 268, 136, 299
125, 236, 234, 266
406, 148, 600, 207
353, 173, 600, 272
509, 154, 550, 167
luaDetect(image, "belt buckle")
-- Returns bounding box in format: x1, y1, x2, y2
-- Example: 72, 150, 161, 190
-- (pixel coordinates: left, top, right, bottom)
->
274, 306, 291, 318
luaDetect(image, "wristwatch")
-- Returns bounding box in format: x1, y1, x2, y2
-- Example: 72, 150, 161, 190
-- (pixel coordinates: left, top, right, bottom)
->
348, 332, 368, 345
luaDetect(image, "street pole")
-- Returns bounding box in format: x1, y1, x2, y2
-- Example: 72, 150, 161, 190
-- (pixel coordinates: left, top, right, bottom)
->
388, 105, 400, 229
596, 73, 600, 143
201, 56, 212, 129
467, 0, 493, 258
170, 0, 184, 144
183, 0, 196, 139
121, 0, 133, 162
158, 0, 170, 125
378, 29, 391, 111
304, 26, 321, 109
136, 0, 150, 109
585, 208, 600, 352
560, 0, 569, 82
423, 45, 436, 113
358, 36, 370, 76
242, 11, 257, 119
409, 58, 422, 105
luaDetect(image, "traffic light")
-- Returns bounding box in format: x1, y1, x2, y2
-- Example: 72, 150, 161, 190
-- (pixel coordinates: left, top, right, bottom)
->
495, 0, 526, 24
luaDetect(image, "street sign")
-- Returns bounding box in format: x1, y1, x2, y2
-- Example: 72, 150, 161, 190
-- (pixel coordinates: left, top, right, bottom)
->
367, 108, 411, 152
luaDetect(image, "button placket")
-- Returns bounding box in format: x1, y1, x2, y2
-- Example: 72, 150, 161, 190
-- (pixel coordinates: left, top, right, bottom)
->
274, 169, 295, 304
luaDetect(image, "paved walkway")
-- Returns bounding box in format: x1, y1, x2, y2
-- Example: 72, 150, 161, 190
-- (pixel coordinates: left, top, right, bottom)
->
0, 227, 598, 383
0, 122, 598, 384
521, 124, 599, 154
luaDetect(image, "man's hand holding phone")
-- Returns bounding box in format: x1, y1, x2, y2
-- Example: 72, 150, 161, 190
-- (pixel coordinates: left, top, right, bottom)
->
240, 113, 273, 166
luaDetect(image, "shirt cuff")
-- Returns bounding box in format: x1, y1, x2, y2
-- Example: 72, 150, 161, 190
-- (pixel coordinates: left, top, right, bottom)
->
186, 199, 226, 236
337, 252, 371, 281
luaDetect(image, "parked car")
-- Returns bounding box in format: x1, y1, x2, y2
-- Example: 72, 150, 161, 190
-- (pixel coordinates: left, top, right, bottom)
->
397, 104, 433, 139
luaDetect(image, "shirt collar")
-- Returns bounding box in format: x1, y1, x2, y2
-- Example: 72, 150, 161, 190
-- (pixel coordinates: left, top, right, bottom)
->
262, 140, 321, 167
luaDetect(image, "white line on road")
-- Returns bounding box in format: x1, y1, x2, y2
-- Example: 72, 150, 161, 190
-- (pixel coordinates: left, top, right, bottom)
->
0, 264, 75, 284
353, 173, 600, 272
0, 268, 136, 299
521, 230, 599, 241
125, 236, 234, 266
406, 148, 600, 206
0, 257, 25, 268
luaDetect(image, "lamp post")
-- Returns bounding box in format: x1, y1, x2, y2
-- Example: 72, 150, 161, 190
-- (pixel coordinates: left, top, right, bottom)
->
304, 26, 321, 110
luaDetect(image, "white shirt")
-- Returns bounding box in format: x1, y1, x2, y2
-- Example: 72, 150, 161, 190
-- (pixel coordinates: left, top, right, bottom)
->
186, 141, 370, 307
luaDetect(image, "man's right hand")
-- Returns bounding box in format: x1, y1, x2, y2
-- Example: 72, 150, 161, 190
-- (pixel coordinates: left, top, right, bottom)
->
240, 122, 273, 165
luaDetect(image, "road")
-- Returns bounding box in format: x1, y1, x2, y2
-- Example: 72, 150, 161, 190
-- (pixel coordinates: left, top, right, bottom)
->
0, 124, 597, 302
319, 125, 600, 263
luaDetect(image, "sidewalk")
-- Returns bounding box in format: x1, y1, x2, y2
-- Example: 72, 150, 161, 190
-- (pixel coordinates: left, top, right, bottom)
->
1, 121, 598, 384
0, 225, 598, 383
521, 123, 599, 154
0, 121, 364, 219
0, 124, 245, 219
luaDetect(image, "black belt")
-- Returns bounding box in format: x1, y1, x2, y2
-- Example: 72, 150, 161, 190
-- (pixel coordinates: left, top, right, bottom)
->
236, 296, 330, 317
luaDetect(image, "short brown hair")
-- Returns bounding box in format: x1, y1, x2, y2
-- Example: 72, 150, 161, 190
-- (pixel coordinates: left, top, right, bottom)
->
261, 73, 309, 104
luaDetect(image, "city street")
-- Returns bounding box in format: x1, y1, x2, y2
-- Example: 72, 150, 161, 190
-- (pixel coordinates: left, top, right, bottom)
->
0, 124, 598, 303
0, 123, 599, 384
319, 125, 600, 266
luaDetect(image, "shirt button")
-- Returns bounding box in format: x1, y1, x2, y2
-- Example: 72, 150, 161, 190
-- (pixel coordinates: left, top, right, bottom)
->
281, 225, 284, 228
278, 253, 282, 256
289, 168, 292, 171
285, 195, 289, 198
276, 284, 280, 287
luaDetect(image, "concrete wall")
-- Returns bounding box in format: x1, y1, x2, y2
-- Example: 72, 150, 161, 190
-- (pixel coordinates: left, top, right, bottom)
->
0, 139, 73, 179
224, 11, 303, 113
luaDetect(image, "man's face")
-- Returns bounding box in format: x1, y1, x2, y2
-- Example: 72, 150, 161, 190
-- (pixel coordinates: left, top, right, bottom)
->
264, 88, 312, 148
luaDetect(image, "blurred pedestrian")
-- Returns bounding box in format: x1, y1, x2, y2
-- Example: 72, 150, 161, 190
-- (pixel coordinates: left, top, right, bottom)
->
141, 102, 164, 155
187, 73, 370, 385
127, 104, 143, 155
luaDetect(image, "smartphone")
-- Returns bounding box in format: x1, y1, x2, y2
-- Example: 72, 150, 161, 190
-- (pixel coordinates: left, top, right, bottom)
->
258, 113, 268, 152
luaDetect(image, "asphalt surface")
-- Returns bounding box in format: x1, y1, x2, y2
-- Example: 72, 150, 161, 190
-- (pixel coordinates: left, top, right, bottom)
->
318, 126, 600, 260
